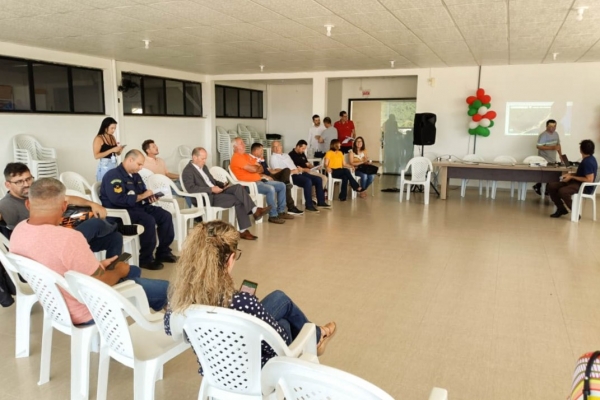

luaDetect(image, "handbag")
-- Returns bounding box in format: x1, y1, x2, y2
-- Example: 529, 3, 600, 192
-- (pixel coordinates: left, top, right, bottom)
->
356, 163, 378, 175
570, 351, 600, 400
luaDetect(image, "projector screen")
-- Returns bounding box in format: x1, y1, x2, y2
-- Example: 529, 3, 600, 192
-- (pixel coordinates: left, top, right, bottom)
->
505, 101, 572, 136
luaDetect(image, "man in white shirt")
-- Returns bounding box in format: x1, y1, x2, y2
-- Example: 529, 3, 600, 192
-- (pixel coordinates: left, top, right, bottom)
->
308, 114, 326, 158
181, 147, 270, 240
271, 141, 329, 212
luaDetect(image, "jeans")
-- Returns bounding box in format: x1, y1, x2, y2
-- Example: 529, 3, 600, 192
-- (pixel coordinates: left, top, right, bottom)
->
75, 218, 122, 258
77, 265, 169, 325
256, 181, 286, 217
355, 171, 375, 190
292, 173, 325, 206
331, 168, 360, 200
96, 157, 117, 182
260, 290, 320, 345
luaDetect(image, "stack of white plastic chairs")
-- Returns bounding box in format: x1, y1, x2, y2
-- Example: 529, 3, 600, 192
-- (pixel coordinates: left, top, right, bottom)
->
13, 134, 59, 179
237, 124, 252, 153
216, 126, 233, 168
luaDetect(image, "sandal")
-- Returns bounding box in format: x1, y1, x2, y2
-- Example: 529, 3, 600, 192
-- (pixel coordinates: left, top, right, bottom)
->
317, 322, 337, 356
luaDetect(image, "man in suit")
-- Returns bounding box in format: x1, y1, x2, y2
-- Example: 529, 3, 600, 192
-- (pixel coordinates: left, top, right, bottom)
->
181, 147, 270, 240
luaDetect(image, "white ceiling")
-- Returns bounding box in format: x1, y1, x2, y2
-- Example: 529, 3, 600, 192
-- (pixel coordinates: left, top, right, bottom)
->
0, 0, 598, 75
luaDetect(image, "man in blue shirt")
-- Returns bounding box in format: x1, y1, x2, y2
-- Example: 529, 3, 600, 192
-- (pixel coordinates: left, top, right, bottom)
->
547, 140, 597, 218
100, 149, 176, 270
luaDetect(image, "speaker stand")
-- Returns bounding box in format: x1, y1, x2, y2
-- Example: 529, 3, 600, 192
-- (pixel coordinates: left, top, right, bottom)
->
410, 145, 440, 196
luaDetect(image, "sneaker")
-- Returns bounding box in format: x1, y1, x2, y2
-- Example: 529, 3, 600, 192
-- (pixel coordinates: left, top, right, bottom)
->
316, 202, 331, 208
268, 216, 285, 224
305, 206, 320, 213
118, 224, 145, 236
279, 212, 295, 220
288, 207, 304, 215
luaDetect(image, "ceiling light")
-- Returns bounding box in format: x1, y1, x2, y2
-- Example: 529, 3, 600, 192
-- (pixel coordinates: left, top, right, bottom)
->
576, 6, 588, 21
553, 52, 559, 61
324, 24, 334, 37
390, 60, 395, 68
260, 65, 264, 72
143, 40, 151, 49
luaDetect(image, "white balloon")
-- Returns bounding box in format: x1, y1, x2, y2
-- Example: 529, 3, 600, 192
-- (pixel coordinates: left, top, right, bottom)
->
479, 118, 491, 127
478, 106, 488, 115
468, 121, 478, 129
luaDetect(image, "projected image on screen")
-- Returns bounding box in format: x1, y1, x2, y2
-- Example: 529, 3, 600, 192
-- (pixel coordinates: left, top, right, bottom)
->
505, 101, 572, 136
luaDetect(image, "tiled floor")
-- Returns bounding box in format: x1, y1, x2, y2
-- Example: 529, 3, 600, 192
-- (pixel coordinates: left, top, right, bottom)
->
1, 176, 598, 399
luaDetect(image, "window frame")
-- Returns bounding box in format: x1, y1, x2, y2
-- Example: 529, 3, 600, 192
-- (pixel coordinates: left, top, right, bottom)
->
215, 84, 264, 119
122, 72, 203, 118
0, 55, 105, 115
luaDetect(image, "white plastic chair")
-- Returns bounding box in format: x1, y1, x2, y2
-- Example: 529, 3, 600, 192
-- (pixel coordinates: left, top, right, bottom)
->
146, 174, 204, 251
177, 158, 191, 180
237, 124, 253, 153
64, 271, 190, 400
521, 156, 549, 201
0, 237, 38, 359
91, 182, 140, 266
220, 166, 266, 218
7, 253, 99, 399
263, 356, 402, 400
491, 155, 520, 200
326, 155, 358, 203
460, 154, 489, 197
217, 126, 233, 168
138, 168, 154, 187
13, 134, 59, 179
169, 305, 318, 400
571, 181, 600, 223
400, 157, 433, 205
178, 145, 192, 159
267, 155, 304, 206
60, 172, 94, 199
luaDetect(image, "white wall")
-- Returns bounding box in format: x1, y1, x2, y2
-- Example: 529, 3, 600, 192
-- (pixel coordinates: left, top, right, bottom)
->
266, 83, 313, 152
339, 76, 418, 114
326, 79, 342, 119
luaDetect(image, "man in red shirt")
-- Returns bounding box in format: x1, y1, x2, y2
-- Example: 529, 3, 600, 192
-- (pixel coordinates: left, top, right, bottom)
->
334, 111, 356, 154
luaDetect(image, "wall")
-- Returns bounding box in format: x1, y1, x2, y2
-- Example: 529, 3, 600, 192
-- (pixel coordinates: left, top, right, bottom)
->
326, 79, 342, 119
340, 76, 418, 114
266, 83, 313, 152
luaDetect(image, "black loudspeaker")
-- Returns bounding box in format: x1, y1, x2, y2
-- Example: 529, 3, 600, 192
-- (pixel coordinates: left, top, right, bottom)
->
413, 113, 437, 146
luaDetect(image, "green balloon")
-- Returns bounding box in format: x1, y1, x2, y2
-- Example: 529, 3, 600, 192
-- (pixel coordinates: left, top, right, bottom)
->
489, 120, 495, 127
484, 103, 491, 108
476, 126, 490, 137
468, 128, 477, 135
468, 108, 477, 116
472, 100, 482, 108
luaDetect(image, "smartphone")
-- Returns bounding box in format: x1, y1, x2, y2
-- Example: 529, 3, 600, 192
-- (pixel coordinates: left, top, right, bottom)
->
106, 252, 132, 270
154, 191, 165, 198
240, 279, 258, 296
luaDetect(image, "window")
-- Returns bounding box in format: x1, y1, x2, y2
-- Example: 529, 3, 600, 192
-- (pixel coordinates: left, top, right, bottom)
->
0, 56, 104, 114
215, 85, 264, 119
121, 72, 203, 117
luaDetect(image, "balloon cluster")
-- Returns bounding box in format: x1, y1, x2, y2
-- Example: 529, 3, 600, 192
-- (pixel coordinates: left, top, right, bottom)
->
465, 88, 497, 137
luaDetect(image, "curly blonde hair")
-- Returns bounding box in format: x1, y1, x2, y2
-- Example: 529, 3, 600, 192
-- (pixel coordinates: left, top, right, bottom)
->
168, 220, 240, 312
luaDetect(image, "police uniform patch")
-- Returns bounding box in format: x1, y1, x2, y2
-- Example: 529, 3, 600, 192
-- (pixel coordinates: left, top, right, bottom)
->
111, 178, 123, 194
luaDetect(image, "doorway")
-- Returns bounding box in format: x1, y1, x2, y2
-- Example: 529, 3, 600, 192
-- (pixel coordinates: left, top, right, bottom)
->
349, 98, 416, 174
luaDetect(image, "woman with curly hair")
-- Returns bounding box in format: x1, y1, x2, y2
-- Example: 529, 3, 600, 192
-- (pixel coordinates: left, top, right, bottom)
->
164, 220, 336, 371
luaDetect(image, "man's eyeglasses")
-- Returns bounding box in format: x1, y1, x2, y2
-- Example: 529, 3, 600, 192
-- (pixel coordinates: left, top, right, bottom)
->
234, 248, 242, 261
8, 176, 34, 187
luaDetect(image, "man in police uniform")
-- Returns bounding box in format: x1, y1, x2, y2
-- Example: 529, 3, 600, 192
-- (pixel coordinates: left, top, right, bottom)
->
100, 149, 176, 270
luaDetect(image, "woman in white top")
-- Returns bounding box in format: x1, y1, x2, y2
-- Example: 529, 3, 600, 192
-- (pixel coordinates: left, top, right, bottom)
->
93, 117, 125, 181
348, 136, 376, 198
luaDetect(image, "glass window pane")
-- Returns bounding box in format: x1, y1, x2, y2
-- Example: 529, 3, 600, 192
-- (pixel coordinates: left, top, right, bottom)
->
0, 58, 31, 111
184, 82, 202, 116
72, 68, 103, 113
143, 77, 165, 115
224, 87, 238, 117
215, 86, 224, 117
239, 89, 251, 118
251, 91, 263, 118
32, 63, 69, 112
166, 80, 184, 115
122, 74, 142, 114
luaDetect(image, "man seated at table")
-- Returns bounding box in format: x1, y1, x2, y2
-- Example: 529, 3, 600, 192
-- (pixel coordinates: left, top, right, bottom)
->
251, 142, 303, 215
9, 178, 169, 325
271, 140, 329, 212
181, 147, 270, 240
230, 137, 293, 224
547, 139, 597, 218
534, 119, 562, 195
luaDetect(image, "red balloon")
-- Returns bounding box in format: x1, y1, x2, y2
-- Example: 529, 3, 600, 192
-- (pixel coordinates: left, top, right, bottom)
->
473, 114, 483, 122
485, 111, 497, 119
476, 88, 485, 98
466, 96, 476, 105
481, 95, 491, 104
